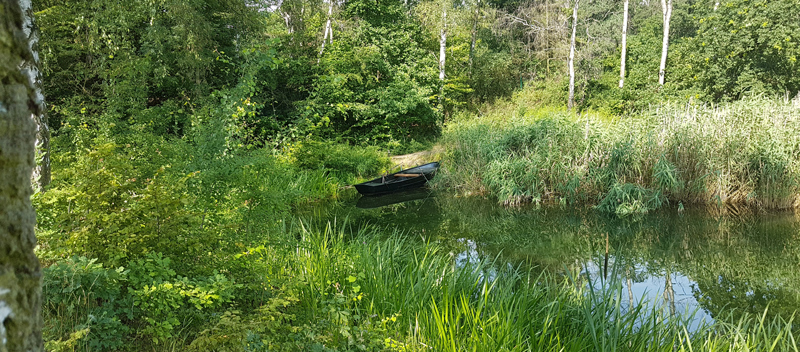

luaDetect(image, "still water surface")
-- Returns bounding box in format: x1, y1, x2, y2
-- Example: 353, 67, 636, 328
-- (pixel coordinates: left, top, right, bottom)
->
298, 189, 800, 328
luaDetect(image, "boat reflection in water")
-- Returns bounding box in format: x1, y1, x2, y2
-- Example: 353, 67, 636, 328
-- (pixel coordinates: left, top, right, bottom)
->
356, 188, 435, 209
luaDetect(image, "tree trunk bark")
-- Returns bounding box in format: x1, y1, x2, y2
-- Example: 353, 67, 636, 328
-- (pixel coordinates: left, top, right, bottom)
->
568, 0, 579, 111
317, 0, 334, 62
439, 4, 447, 111
659, 0, 672, 86
468, 0, 480, 76
619, 0, 629, 88
0, 0, 44, 350
19, 0, 50, 191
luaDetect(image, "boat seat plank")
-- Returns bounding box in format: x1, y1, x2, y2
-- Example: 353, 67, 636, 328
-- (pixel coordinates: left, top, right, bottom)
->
394, 173, 422, 177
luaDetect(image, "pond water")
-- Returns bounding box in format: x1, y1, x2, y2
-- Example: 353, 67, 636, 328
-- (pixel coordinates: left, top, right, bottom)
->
297, 189, 800, 329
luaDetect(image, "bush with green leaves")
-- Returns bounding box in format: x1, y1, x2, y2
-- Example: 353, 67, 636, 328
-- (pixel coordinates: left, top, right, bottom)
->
34, 138, 206, 267
43, 254, 239, 349
678, 0, 800, 101
299, 5, 441, 144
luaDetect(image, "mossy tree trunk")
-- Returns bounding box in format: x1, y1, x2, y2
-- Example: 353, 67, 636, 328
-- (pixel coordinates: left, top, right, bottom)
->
0, 0, 44, 351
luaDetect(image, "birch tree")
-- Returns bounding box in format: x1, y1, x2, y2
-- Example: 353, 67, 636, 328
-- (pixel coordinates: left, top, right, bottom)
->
468, 0, 480, 75
19, 0, 50, 191
619, 0, 629, 88
658, 0, 672, 85
567, 0, 579, 110
439, 0, 447, 109
317, 0, 335, 62
0, 0, 44, 350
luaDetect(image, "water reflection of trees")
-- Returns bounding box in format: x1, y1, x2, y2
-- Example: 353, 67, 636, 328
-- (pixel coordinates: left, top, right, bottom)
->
433, 197, 800, 323
302, 194, 800, 323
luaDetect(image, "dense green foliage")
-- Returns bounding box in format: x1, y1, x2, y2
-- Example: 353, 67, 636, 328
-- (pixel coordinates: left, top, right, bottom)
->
30, 0, 800, 349
680, 0, 800, 101
575, 0, 800, 113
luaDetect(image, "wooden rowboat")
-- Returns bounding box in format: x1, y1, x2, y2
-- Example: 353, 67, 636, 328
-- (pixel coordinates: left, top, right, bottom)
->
354, 162, 440, 196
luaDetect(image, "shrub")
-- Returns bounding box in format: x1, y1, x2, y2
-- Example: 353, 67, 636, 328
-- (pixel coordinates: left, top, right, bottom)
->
43, 254, 239, 349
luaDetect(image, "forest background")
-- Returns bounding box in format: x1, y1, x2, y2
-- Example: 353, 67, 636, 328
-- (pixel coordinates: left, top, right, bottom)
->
24, 0, 800, 350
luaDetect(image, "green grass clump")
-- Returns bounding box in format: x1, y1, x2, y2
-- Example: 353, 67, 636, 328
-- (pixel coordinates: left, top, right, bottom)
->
200, 222, 799, 351
288, 139, 392, 184
439, 95, 800, 213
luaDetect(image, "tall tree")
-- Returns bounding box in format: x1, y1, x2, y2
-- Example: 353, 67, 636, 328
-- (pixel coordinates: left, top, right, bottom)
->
317, 0, 335, 61
567, 0, 579, 110
0, 0, 43, 350
468, 0, 481, 75
619, 0, 629, 88
19, 0, 49, 191
439, 0, 448, 110
658, 0, 672, 85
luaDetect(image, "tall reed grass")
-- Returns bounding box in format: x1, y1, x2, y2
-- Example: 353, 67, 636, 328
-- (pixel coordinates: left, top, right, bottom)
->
221, 221, 798, 351
439, 96, 800, 212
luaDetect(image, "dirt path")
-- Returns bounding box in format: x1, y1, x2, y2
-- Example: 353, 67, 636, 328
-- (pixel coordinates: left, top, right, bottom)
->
390, 146, 444, 170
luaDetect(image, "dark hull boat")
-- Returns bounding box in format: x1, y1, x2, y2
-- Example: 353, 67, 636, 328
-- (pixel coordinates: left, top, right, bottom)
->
354, 162, 440, 196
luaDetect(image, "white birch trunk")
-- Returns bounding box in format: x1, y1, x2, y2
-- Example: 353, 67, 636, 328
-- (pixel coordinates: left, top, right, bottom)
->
439, 5, 447, 108
468, 0, 480, 75
19, 0, 50, 191
568, 0, 579, 111
282, 12, 294, 34
619, 0, 629, 88
659, 0, 672, 86
317, 0, 334, 62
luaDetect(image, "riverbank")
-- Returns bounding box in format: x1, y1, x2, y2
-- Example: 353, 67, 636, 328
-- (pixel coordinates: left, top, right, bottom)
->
37, 98, 800, 350
437, 95, 800, 214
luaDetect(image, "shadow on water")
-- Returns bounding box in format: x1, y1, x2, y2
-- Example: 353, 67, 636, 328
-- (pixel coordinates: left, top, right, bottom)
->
296, 190, 800, 330
355, 188, 435, 209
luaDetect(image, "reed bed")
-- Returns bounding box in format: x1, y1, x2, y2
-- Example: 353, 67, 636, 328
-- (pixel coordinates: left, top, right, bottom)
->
439, 97, 800, 213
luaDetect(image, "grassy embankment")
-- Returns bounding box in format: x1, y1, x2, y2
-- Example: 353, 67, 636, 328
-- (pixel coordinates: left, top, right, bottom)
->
438, 93, 800, 214
47, 220, 799, 351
